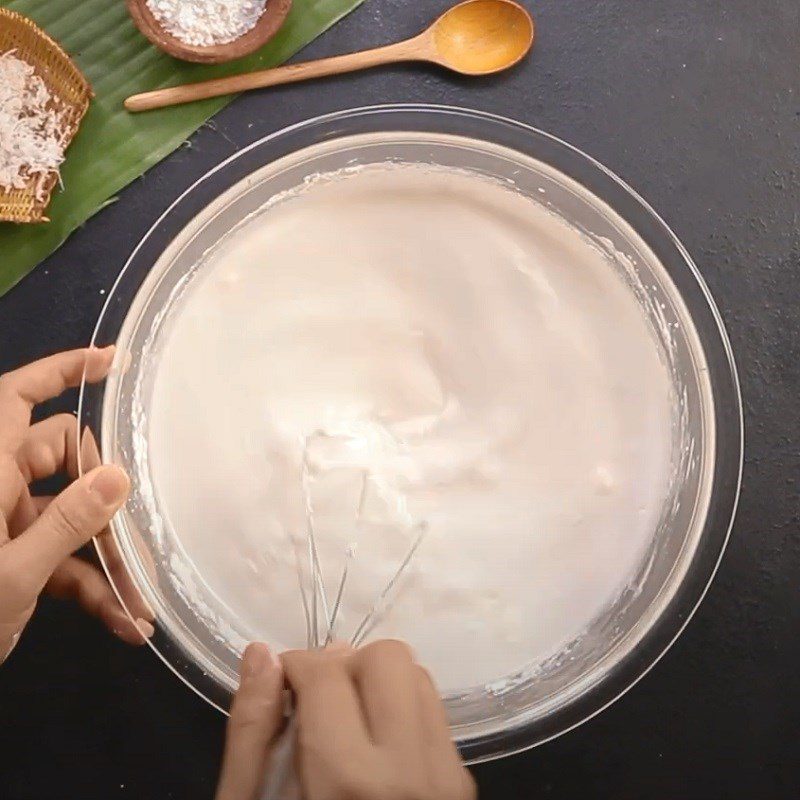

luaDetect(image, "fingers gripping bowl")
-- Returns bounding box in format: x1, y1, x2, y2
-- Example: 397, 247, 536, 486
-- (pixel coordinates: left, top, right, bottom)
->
78, 105, 742, 763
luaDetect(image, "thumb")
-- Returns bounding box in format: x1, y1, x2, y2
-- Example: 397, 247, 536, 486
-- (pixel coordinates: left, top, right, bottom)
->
216, 643, 285, 800
7, 465, 129, 593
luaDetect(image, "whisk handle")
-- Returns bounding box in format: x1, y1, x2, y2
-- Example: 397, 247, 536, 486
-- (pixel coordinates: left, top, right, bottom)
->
259, 716, 298, 800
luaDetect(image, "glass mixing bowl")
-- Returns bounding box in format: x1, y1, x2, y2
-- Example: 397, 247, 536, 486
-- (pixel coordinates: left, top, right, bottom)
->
77, 104, 742, 763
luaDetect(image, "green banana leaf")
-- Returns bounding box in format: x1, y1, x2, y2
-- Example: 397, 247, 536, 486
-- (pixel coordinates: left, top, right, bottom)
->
0, 0, 365, 297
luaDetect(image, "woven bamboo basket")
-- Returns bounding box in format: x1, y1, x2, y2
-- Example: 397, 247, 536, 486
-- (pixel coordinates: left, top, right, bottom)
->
0, 8, 92, 223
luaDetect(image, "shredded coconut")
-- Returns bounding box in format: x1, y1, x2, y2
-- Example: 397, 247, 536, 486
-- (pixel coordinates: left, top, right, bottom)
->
146, 0, 268, 47
0, 50, 69, 200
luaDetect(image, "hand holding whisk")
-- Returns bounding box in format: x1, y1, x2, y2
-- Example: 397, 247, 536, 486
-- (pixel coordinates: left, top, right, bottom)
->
259, 432, 428, 799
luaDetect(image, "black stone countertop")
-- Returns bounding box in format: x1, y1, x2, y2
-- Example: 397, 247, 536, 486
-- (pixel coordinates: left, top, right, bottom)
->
0, 2, 798, 798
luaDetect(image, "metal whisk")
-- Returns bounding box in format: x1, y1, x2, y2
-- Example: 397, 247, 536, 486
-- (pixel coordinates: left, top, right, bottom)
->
260, 431, 427, 800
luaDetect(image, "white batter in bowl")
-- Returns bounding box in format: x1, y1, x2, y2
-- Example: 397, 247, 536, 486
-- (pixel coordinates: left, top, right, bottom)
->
145, 163, 675, 692
80, 107, 741, 762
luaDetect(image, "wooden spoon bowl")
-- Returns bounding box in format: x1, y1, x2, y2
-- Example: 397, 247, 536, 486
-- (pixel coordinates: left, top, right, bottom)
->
126, 0, 292, 64
431, 0, 534, 75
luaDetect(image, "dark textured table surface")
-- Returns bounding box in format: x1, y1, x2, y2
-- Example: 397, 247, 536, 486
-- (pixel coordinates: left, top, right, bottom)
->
1, 2, 798, 798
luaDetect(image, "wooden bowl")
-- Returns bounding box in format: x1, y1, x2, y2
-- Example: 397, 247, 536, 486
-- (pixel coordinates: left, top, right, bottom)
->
126, 0, 293, 64
0, 8, 92, 223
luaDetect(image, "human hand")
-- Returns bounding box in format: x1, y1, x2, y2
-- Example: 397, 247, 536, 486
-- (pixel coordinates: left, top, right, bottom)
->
0, 347, 150, 663
216, 640, 476, 800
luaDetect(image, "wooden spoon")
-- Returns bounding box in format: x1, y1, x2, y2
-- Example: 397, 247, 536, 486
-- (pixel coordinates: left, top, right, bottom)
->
125, 0, 534, 112
126, 0, 292, 64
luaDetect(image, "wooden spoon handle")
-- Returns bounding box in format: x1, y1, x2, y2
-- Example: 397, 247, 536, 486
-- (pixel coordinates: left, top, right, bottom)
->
125, 36, 430, 112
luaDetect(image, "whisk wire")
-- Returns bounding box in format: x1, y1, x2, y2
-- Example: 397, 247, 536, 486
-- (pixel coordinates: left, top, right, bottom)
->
301, 443, 333, 646
350, 521, 428, 648
292, 540, 314, 650
324, 554, 351, 645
